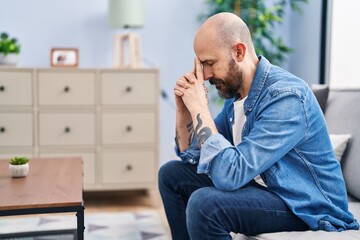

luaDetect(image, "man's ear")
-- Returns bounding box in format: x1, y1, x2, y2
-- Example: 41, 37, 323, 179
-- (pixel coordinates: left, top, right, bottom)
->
233, 42, 246, 62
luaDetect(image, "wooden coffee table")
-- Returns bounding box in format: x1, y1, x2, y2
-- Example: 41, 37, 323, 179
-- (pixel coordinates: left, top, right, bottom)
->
0, 157, 84, 239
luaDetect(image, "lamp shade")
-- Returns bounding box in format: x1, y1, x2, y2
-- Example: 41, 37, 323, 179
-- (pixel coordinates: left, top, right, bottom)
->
108, 0, 144, 28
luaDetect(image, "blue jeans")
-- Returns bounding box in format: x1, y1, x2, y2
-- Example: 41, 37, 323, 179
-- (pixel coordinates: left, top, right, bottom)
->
158, 160, 309, 240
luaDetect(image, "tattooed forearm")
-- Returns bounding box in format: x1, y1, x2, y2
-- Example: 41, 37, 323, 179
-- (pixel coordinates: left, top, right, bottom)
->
175, 121, 194, 150
186, 122, 194, 132
187, 122, 194, 147
195, 114, 212, 148
175, 129, 180, 147
197, 127, 212, 147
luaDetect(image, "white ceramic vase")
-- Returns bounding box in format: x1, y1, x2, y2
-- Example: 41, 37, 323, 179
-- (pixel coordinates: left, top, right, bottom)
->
0, 53, 20, 65
9, 163, 29, 177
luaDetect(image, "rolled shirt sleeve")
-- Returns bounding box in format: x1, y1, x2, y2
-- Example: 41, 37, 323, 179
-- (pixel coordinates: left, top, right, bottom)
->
197, 133, 233, 173
174, 134, 200, 164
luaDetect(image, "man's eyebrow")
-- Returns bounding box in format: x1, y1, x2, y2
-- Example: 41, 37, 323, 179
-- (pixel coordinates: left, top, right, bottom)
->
200, 59, 214, 65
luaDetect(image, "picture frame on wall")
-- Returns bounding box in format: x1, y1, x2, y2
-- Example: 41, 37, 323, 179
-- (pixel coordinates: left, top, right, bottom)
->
50, 48, 79, 67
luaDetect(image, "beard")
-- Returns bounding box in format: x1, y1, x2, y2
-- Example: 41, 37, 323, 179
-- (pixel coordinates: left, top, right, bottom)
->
209, 58, 243, 99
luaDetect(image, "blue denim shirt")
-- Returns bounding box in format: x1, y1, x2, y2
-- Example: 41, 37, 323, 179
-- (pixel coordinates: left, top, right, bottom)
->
176, 56, 359, 231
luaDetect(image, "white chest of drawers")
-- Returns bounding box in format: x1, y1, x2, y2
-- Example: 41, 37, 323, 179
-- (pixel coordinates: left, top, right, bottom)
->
0, 67, 159, 198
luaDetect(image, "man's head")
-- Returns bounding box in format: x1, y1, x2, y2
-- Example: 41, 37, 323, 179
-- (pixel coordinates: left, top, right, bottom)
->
194, 12, 258, 98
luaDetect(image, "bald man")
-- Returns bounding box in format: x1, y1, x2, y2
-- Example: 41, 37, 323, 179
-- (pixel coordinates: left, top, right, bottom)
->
158, 13, 359, 239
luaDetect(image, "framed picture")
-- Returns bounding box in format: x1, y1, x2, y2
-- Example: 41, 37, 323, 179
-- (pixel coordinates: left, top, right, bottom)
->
50, 48, 79, 67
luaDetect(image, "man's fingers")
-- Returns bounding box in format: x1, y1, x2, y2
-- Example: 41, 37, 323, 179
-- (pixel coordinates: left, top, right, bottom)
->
177, 77, 191, 88
195, 57, 204, 82
184, 73, 196, 84
174, 89, 184, 97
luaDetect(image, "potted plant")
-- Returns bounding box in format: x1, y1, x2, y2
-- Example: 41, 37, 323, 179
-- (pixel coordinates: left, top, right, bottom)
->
0, 32, 21, 65
9, 157, 29, 177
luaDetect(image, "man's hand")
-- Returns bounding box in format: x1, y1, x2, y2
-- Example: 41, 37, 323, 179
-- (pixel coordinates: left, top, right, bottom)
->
174, 76, 191, 114
173, 58, 200, 152
174, 57, 218, 149
174, 57, 208, 115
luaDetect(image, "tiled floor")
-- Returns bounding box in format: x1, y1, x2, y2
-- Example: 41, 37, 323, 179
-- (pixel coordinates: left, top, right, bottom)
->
84, 190, 171, 239
0, 211, 168, 240
0, 190, 171, 240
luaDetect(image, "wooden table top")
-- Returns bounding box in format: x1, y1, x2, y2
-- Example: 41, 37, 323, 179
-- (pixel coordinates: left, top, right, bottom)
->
0, 157, 83, 211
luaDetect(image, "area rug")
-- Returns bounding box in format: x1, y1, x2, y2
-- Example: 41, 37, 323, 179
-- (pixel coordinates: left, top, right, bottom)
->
0, 211, 169, 240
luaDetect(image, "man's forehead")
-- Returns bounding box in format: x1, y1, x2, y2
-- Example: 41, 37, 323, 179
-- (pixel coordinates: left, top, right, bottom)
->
194, 36, 214, 55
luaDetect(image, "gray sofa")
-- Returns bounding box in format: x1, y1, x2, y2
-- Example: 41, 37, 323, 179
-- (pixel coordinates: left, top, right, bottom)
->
233, 87, 360, 240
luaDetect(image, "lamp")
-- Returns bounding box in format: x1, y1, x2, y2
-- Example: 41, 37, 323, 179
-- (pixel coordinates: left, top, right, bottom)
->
108, 0, 144, 68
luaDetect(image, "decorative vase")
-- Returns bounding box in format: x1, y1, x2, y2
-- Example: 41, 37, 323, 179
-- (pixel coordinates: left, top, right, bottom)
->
0, 53, 20, 66
9, 163, 29, 177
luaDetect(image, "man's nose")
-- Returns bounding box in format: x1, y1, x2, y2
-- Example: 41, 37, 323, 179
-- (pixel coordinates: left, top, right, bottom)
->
203, 66, 213, 80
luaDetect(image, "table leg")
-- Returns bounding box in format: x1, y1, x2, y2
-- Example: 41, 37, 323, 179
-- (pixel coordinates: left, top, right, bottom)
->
76, 202, 85, 240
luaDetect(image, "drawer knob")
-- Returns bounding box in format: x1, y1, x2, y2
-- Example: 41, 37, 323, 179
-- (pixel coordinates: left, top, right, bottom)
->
126, 125, 132, 132
0, 127, 5, 133
126, 165, 132, 171
63, 86, 70, 92
0, 85, 5, 92
64, 126, 71, 133
125, 86, 132, 92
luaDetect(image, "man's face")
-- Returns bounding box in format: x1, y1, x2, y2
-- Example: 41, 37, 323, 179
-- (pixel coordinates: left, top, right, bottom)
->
194, 27, 243, 99
208, 57, 243, 99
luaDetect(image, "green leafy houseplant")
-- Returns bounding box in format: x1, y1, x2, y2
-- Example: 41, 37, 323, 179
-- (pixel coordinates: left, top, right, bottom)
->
0, 32, 21, 56
9, 156, 29, 165
201, 0, 307, 65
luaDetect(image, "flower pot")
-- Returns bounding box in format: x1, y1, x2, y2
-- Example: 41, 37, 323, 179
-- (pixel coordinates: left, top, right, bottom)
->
0, 53, 20, 66
9, 163, 29, 177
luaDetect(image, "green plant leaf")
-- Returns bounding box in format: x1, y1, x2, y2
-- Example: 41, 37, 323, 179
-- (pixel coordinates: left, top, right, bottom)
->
9, 157, 29, 165
0, 32, 21, 56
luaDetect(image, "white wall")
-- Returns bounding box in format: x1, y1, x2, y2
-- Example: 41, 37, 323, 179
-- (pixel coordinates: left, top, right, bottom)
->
329, 0, 360, 87
0, 0, 322, 166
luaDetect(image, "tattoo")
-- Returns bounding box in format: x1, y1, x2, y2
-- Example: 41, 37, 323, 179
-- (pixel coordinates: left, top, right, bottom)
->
187, 122, 194, 147
175, 129, 180, 147
195, 114, 212, 148
175, 122, 194, 149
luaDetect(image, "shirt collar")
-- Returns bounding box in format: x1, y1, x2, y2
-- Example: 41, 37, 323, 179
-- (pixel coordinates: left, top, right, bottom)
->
243, 55, 271, 114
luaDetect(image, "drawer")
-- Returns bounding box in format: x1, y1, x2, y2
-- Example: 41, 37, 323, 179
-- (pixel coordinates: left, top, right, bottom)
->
0, 113, 33, 146
0, 71, 32, 106
39, 113, 95, 146
101, 72, 156, 105
102, 112, 155, 145
38, 72, 95, 105
102, 150, 155, 184
39, 152, 95, 185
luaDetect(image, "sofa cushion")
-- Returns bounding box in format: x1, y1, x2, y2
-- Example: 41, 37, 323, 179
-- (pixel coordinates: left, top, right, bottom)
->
330, 134, 351, 162
232, 202, 360, 240
248, 229, 360, 240
247, 202, 360, 239
311, 84, 329, 113
325, 89, 360, 200
349, 202, 360, 223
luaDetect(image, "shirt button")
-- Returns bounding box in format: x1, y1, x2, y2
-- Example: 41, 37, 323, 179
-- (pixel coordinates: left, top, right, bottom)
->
189, 159, 194, 164
230, 117, 233, 122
